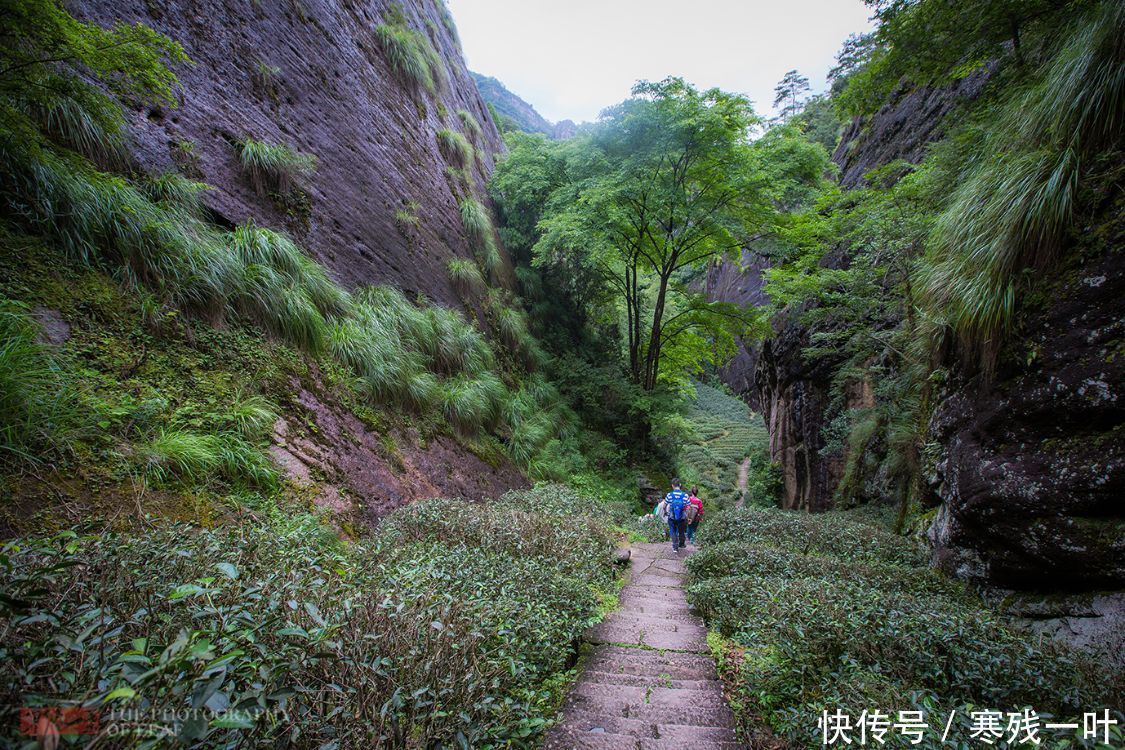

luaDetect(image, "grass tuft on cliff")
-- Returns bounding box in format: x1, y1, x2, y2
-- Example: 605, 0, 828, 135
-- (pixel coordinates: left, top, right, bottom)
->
920, 1, 1125, 365
0, 299, 77, 464
238, 138, 317, 197
375, 8, 447, 96
447, 258, 485, 298
457, 108, 483, 143
437, 127, 474, 167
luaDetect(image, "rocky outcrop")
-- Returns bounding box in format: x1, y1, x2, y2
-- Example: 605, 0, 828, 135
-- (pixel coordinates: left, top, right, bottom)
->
705, 248, 771, 407
833, 69, 990, 188
471, 72, 576, 139
60, 0, 531, 518
272, 376, 527, 525
927, 245, 1125, 591
745, 71, 991, 513
72, 0, 508, 308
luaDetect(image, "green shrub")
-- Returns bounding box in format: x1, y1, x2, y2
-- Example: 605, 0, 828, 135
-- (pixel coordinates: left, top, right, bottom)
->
0, 492, 618, 748
238, 138, 317, 196
686, 507, 1118, 748
375, 11, 446, 95
436, 127, 474, 167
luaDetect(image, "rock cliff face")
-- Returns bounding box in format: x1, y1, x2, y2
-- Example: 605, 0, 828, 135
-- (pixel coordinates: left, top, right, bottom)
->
66, 0, 528, 517
832, 70, 990, 188
73, 0, 508, 308
741, 76, 991, 512
705, 248, 771, 408
927, 237, 1125, 591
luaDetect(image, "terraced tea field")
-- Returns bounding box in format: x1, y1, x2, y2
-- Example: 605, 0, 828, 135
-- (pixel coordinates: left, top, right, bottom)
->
676, 383, 770, 509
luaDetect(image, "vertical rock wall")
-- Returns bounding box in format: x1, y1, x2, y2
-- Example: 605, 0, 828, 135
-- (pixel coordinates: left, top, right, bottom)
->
71, 0, 509, 306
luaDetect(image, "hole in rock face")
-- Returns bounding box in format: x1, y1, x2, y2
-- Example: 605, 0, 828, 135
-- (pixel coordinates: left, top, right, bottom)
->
147, 108, 165, 122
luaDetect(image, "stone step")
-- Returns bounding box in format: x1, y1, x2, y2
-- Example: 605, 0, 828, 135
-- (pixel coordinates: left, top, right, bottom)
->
561, 695, 736, 729
656, 723, 740, 743
618, 593, 691, 610
640, 739, 744, 750
543, 728, 640, 749
599, 612, 708, 634
622, 702, 736, 729
585, 645, 719, 678
571, 682, 726, 707
588, 623, 709, 652
550, 713, 655, 738
634, 580, 684, 589
582, 670, 719, 691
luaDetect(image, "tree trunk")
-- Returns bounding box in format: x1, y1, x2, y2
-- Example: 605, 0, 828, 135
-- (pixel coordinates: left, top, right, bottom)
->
642, 271, 672, 390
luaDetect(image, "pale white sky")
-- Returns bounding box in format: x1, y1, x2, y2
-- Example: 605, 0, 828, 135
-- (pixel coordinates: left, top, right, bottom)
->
445, 0, 875, 124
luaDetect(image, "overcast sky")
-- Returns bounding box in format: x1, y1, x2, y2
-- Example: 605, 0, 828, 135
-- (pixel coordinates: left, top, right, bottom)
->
444, 0, 875, 124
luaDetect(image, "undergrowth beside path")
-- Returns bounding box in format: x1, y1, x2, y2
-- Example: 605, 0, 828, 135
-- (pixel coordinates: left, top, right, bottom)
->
0, 485, 619, 748
688, 508, 1123, 748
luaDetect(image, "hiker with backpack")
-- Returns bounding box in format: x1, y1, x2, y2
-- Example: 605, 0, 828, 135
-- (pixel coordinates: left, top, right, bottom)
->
664, 479, 689, 551
685, 487, 704, 544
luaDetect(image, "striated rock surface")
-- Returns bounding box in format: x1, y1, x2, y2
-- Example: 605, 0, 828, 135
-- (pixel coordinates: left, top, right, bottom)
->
706, 247, 772, 408
62, 0, 530, 515
72, 0, 508, 308
745, 72, 989, 513
271, 376, 527, 525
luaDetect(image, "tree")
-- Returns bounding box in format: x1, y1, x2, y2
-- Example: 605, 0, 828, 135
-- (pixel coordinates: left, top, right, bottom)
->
513, 79, 832, 393
827, 32, 876, 94
796, 94, 842, 154
772, 69, 810, 121
533, 79, 769, 391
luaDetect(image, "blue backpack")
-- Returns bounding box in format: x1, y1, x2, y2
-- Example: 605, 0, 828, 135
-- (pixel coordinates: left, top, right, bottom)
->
666, 490, 688, 521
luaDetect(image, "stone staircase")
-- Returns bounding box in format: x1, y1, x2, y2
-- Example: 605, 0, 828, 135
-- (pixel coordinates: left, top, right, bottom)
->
543, 543, 743, 749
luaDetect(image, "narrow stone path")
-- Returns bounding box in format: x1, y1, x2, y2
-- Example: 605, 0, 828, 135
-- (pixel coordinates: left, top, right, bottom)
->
543, 543, 743, 749
736, 457, 751, 508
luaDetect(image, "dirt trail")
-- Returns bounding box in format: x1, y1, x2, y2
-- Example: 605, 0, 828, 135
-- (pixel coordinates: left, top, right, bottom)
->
543, 543, 743, 749
736, 457, 751, 508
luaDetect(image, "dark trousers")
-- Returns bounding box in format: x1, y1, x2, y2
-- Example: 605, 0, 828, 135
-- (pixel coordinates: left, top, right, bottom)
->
668, 518, 686, 549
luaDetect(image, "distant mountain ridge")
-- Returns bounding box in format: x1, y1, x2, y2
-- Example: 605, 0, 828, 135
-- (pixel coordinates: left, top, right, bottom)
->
470, 72, 576, 139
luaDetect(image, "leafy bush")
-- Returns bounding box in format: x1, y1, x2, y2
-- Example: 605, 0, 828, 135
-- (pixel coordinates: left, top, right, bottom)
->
687, 507, 1119, 748
0, 491, 618, 748
238, 138, 317, 196
436, 127, 474, 167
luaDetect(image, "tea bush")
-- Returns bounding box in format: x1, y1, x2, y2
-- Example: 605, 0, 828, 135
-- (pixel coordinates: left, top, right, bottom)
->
687, 507, 1120, 748
0, 488, 618, 748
